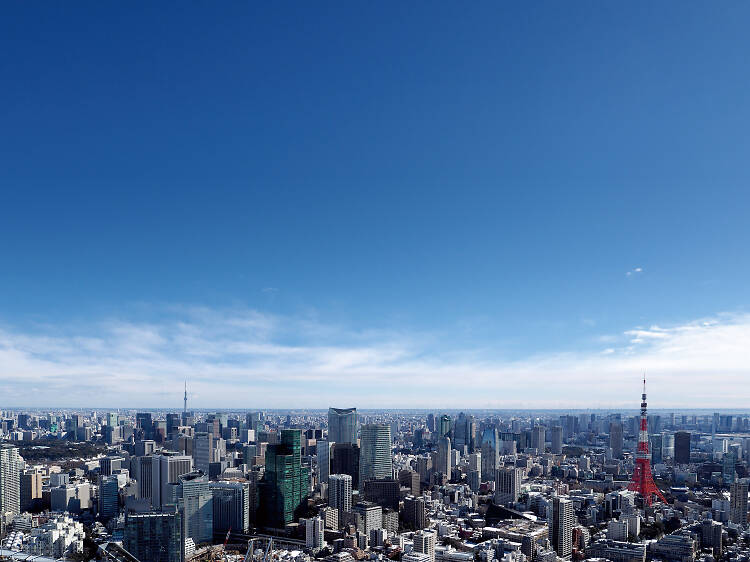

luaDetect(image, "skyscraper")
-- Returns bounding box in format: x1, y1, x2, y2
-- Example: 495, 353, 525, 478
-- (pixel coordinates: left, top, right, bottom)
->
481, 427, 499, 482
359, 424, 392, 487
318, 440, 334, 485
609, 422, 623, 459
124, 511, 182, 562
261, 429, 310, 527
178, 472, 213, 545
20, 469, 42, 512
210, 480, 251, 534
730, 480, 749, 525
550, 426, 563, 455
329, 473, 352, 522
674, 431, 691, 465
531, 426, 545, 452
98, 475, 120, 520
0, 444, 21, 517
495, 466, 522, 506
439, 415, 451, 438
436, 436, 451, 477
152, 453, 193, 508
549, 496, 574, 558
331, 443, 360, 489
328, 408, 357, 445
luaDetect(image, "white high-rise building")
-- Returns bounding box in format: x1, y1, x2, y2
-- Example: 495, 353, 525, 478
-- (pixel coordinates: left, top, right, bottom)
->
179, 472, 213, 545
0, 444, 21, 517
329, 473, 352, 521
413, 530, 436, 562
306, 516, 325, 548
549, 496, 574, 559
495, 467, 522, 506
152, 453, 193, 508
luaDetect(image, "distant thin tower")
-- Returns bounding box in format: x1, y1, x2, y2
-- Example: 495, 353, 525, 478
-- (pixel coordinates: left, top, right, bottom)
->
183, 380, 188, 413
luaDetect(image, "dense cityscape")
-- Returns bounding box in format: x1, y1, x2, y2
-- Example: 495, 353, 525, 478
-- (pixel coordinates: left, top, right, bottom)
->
1, 383, 750, 562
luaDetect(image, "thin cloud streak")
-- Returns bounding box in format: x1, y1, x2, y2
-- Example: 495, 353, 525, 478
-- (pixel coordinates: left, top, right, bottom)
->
0, 308, 748, 408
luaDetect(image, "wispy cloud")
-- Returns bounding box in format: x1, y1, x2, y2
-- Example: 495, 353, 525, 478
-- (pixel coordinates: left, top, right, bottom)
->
0, 307, 748, 409
626, 267, 644, 277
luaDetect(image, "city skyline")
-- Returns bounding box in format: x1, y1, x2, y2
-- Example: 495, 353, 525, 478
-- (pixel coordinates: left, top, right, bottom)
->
2, 3, 750, 408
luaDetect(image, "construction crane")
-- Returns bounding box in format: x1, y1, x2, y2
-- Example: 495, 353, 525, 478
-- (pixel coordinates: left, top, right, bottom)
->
243, 539, 255, 562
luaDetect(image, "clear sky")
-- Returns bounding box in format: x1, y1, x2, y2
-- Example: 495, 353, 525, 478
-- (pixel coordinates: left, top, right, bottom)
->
1, 2, 749, 408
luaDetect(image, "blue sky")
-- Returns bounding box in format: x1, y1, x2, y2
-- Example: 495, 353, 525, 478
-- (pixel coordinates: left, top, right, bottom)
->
1, 2, 749, 408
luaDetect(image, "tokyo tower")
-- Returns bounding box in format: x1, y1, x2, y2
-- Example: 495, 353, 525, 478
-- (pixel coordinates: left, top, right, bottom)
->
627, 375, 667, 505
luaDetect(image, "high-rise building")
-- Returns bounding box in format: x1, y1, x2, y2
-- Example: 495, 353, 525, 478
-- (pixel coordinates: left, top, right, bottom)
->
328, 474, 352, 523
261, 429, 310, 527
352, 501, 382, 536
178, 472, 213, 545
674, 432, 691, 465
328, 408, 357, 445
549, 496, 574, 558
124, 511, 182, 562
436, 436, 451, 477
193, 432, 215, 474
306, 516, 325, 549
98, 475, 120, 520
20, 469, 42, 512
363, 478, 399, 510
210, 481, 250, 534
331, 443, 360, 488
531, 426, 546, 452
609, 422, 623, 459
359, 424, 392, 487
495, 466, 522, 506
439, 415, 451, 438
730, 480, 748, 525
550, 426, 563, 455
481, 427, 499, 482
318, 440, 334, 485
413, 530, 436, 562
0, 444, 21, 517
403, 495, 427, 530
152, 453, 193, 508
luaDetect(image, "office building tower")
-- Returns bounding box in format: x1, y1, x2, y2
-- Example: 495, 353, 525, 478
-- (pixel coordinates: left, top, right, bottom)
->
178, 472, 213, 545
724, 449, 738, 485
674, 432, 691, 465
436, 436, 451, 477
550, 426, 563, 455
549, 496, 574, 559
328, 408, 357, 445
152, 453, 193, 508
427, 413, 435, 433
352, 501, 382, 536
20, 469, 42, 512
99, 475, 120, 520
124, 511, 182, 562
210, 481, 250, 534
609, 422, 623, 459
100, 456, 123, 477
481, 428, 499, 482
363, 478, 399, 510
495, 466, 522, 506
0, 444, 21, 517
359, 424, 392, 487
661, 432, 675, 462
331, 443, 360, 488
318, 440, 333, 485
701, 520, 723, 557
730, 480, 749, 525
193, 432, 215, 474
650, 434, 663, 465
403, 495, 427, 530
261, 429, 310, 527
413, 530, 437, 562
306, 516, 325, 549
439, 415, 451, 437
531, 426, 546, 451
329, 474, 352, 521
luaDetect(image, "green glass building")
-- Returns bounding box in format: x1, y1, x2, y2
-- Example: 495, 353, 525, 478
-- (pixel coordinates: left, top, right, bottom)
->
261, 429, 310, 528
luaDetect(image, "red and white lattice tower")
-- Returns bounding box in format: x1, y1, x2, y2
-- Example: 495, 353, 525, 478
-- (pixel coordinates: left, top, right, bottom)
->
627, 375, 667, 505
